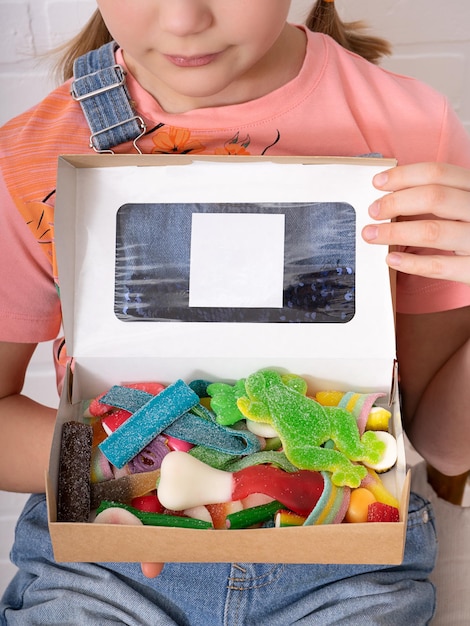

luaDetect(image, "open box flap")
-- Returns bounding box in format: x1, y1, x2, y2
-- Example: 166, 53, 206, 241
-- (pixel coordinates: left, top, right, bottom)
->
55, 155, 397, 394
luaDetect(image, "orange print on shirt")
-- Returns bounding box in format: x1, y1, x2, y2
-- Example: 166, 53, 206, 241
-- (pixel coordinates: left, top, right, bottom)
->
151, 127, 207, 154
215, 132, 251, 155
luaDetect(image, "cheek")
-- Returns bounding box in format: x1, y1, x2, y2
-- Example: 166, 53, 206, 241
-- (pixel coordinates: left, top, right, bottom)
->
97, 2, 150, 45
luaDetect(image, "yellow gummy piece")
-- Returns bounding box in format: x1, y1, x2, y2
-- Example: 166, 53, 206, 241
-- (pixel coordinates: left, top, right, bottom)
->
345, 393, 361, 413
366, 407, 392, 431
315, 391, 345, 407
276, 510, 307, 527
363, 468, 399, 509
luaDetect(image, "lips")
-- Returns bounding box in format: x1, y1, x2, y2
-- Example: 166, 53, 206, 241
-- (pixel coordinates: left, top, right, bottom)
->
164, 52, 219, 67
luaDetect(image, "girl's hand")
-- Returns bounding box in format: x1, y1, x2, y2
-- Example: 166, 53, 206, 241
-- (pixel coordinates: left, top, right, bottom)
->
362, 163, 470, 284
141, 562, 164, 578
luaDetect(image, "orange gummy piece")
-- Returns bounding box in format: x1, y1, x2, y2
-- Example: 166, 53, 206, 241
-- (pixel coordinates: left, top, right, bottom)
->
345, 487, 376, 523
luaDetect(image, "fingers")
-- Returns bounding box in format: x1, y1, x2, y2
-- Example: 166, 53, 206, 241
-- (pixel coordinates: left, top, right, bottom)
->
373, 162, 470, 194
370, 162, 470, 222
369, 184, 470, 222
362, 162, 470, 284
141, 562, 165, 578
385, 251, 470, 284
362, 218, 470, 256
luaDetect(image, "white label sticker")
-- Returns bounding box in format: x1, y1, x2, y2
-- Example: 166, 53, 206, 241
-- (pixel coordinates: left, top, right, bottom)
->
189, 213, 285, 308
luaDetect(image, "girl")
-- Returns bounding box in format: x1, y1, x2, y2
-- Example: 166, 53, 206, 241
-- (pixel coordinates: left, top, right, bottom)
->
1, 1, 469, 623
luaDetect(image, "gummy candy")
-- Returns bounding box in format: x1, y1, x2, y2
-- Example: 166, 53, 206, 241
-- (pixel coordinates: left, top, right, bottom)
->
226, 500, 282, 529
95, 501, 213, 528
345, 488, 376, 523
99, 380, 200, 469
57, 421, 93, 522
207, 379, 248, 426
367, 501, 400, 523
157, 451, 324, 517
360, 468, 399, 508
304, 472, 350, 525
90, 469, 161, 509
237, 370, 385, 488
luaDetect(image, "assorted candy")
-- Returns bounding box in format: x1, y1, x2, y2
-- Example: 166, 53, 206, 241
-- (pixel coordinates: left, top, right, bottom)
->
57, 370, 400, 529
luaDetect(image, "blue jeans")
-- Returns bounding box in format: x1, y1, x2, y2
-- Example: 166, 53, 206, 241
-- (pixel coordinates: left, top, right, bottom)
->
1, 492, 436, 625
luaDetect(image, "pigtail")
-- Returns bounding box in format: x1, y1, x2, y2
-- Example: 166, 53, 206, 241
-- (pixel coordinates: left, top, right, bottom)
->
306, 0, 391, 64
54, 9, 113, 82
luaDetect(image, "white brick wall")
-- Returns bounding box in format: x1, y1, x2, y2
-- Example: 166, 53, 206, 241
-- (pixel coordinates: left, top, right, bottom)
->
1, 0, 469, 598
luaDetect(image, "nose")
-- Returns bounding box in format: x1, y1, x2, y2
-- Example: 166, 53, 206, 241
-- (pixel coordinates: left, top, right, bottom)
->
158, 0, 213, 36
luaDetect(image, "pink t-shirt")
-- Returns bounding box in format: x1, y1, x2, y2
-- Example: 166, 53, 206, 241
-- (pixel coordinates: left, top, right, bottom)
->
1, 29, 470, 347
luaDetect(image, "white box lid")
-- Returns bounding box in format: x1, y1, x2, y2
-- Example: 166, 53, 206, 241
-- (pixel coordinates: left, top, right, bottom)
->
55, 155, 397, 395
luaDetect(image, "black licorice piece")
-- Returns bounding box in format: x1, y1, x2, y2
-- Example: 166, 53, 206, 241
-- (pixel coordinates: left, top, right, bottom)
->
57, 421, 93, 522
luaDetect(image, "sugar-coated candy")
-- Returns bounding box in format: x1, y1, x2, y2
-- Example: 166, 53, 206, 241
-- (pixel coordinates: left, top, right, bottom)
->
303, 472, 350, 525
315, 390, 388, 436
367, 501, 400, 523
57, 421, 93, 522
188, 446, 236, 470
237, 370, 385, 488
90, 382, 165, 416
232, 464, 324, 517
314, 391, 344, 407
337, 391, 386, 435
275, 510, 307, 527
360, 468, 399, 508
207, 379, 247, 425
90, 447, 114, 484
362, 431, 397, 473
90, 469, 160, 509
99, 384, 261, 459
99, 380, 199, 469
188, 379, 213, 398
82, 370, 401, 529
158, 451, 324, 517
225, 451, 298, 473
162, 407, 261, 456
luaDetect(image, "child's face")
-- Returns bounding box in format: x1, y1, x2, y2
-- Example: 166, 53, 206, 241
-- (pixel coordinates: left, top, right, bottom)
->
96, 0, 303, 113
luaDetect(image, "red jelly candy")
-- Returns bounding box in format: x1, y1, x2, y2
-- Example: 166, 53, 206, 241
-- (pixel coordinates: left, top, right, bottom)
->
367, 501, 399, 523
131, 494, 164, 513
232, 465, 324, 517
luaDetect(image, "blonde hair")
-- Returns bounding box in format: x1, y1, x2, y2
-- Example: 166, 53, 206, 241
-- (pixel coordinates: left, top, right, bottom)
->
56, 1, 391, 82
56, 10, 112, 82
305, 0, 391, 64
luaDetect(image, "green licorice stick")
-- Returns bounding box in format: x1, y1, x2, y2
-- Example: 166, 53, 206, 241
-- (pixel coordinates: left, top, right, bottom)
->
96, 501, 212, 529
225, 500, 283, 530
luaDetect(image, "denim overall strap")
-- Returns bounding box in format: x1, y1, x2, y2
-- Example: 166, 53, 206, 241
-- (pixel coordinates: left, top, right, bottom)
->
71, 41, 146, 152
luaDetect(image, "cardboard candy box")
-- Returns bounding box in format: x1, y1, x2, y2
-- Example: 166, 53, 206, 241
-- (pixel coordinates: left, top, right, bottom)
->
46, 155, 410, 564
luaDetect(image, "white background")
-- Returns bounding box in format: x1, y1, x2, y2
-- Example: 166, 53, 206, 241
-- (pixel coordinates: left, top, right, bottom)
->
1, 0, 469, 596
